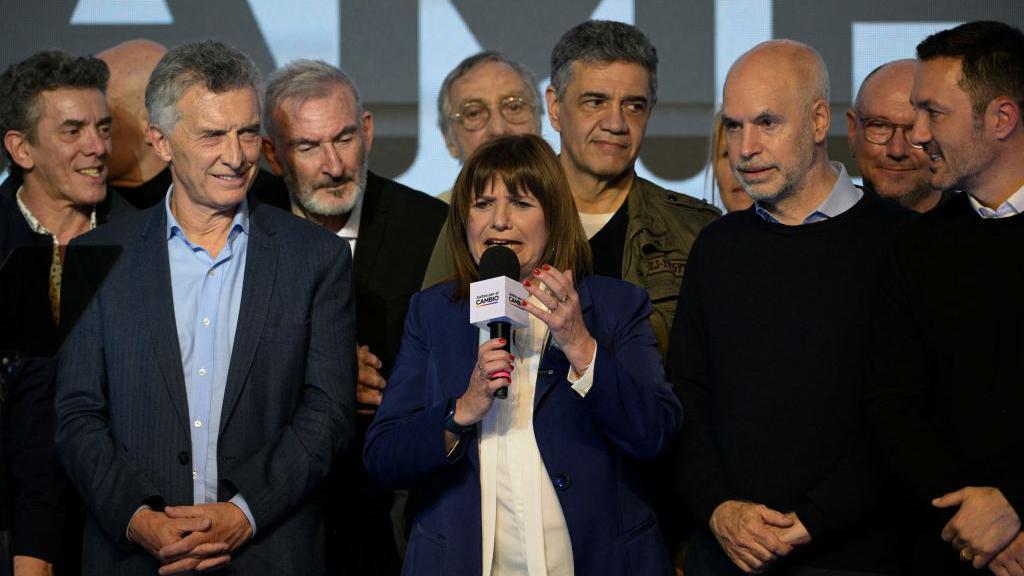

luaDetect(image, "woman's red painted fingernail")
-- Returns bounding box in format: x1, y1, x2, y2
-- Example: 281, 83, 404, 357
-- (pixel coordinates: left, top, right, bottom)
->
542, 264, 550, 271
532, 268, 542, 276
499, 338, 506, 344
523, 280, 532, 287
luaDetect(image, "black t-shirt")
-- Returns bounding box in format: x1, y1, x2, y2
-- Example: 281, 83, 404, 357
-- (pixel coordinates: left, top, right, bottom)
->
586, 200, 628, 279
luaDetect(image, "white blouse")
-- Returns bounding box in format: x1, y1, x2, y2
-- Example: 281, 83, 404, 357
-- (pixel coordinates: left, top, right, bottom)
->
478, 292, 596, 576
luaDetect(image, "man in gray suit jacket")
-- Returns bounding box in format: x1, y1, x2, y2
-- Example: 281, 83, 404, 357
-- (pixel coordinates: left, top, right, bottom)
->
54, 41, 355, 575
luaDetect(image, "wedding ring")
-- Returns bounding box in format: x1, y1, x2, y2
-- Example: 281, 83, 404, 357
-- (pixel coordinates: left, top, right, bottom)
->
559, 294, 569, 303
960, 546, 974, 562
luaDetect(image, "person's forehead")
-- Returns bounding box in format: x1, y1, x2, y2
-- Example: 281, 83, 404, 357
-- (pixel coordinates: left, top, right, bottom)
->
912, 57, 962, 97
860, 72, 914, 116
285, 85, 358, 121
723, 69, 791, 116
451, 61, 529, 104
565, 60, 649, 94
177, 85, 259, 126
37, 87, 107, 121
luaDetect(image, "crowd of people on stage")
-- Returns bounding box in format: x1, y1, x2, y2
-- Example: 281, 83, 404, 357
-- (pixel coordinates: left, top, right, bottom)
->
0, 16, 1021, 576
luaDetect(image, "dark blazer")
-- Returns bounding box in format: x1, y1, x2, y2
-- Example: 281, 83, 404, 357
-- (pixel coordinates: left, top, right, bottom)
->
254, 170, 447, 575
1, 174, 133, 572
364, 276, 682, 576
53, 197, 355, 575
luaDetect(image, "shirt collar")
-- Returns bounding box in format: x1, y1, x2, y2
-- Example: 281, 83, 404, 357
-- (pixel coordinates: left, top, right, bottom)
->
165, 185, 249, 242
967, 183, 1024, 219
755, 161, 863, 225
15, 185, 98, 237
337, 190, 364, 242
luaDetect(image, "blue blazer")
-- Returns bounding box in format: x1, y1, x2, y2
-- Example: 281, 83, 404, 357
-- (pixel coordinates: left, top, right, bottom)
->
54, 198, 356, 575
365, 275, 681, 576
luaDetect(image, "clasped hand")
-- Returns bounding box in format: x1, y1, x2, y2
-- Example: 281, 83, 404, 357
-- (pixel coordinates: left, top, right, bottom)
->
710, 500, 811, 573
128, 502, 252, 574
933, 486, 1021, 571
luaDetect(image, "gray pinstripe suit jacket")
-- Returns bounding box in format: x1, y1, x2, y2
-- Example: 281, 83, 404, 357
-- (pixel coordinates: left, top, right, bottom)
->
54, 198, 355, 575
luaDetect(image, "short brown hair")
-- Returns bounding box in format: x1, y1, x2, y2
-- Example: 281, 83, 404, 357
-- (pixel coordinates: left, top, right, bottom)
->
446, 134, 592, 300
917, 21, 1024, 120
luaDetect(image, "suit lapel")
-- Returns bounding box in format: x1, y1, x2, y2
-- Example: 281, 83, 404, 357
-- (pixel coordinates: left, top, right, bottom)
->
534, 279, 594, 410
139, 207, 190, 429
220, 202, 278, 433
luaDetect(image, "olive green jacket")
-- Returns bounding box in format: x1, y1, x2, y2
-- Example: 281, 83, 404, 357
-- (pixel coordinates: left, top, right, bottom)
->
622, 177, 719, 358
419, 176, 720, 359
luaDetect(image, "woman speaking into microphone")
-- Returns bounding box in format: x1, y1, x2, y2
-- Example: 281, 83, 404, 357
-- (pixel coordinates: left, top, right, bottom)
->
365, 134, 680, 576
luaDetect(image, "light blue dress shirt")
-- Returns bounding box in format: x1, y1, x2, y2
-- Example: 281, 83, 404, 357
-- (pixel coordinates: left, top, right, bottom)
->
755, 162, 863, 225
968, 184, 1024, 219
165, 190, 256, 532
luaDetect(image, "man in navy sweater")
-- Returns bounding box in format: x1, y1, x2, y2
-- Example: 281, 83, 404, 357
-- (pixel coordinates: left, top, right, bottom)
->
670, 40, 912, 575
870, 21, 1024, 575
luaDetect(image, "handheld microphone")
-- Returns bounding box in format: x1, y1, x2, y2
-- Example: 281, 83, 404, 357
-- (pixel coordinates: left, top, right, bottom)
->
469, 246, 529, 399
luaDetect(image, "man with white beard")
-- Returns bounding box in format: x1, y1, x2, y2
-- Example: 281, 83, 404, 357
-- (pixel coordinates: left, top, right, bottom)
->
261, 59, 447, 576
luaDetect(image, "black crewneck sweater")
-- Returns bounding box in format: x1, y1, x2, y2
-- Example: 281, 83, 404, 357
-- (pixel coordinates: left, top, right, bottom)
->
670, 191, 914, 573
869, 191, 1024, 533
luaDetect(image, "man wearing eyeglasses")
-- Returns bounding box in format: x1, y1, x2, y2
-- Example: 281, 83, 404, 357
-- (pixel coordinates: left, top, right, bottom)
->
436, 52, 543, 201
847, 59, 950, 213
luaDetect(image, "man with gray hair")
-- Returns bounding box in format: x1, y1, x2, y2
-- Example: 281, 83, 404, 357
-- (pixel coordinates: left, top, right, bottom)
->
438, 51, 542, 177
546, 20, 718, 358
260, 58, 445, 575
55, 41, 355, 574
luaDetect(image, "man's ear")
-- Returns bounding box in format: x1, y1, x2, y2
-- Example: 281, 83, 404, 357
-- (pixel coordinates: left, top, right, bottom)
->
811, 98, 831, 144
147, 125, 173, 163
262, 137, 284, 177
845, 108, 858, 158
3, 130, 35, 171
362, 110, 374, 156
545, 85, 561, 133
988, 96, 1020, 141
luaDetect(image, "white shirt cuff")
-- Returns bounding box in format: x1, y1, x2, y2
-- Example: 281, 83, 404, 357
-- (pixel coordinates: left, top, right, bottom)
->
230, 493, 257, 536
126, 504, 151, 541
567, 347, 598, 397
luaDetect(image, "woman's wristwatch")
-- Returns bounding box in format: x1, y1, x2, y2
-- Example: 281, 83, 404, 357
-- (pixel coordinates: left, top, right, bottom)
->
443, 398, 475, 436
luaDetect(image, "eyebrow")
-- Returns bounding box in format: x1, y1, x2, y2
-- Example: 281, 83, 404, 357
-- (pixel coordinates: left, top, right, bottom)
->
198, 122, 261, 138
754, 111, 780, 123
59, 116, 112, 129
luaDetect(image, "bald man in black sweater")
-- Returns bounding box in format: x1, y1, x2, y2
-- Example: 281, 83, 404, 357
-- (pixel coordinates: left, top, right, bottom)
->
670, 40, 914, 576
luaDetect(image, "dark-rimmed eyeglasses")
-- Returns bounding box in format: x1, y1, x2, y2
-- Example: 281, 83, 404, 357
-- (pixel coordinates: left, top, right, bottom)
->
450, 96, 534, 131
858, 116, 923, 149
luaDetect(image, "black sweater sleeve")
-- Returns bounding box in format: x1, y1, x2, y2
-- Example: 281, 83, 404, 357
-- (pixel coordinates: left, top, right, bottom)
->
669, 236, 735, 525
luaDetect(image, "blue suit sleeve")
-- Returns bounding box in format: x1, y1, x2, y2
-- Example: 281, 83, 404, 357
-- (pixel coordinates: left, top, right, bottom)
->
576, 283, 683, 461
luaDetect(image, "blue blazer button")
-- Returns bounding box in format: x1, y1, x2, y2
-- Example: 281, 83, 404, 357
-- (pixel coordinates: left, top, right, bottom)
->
553, 474, 570, 490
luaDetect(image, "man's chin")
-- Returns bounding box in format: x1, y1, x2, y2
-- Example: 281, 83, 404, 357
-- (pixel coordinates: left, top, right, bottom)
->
299, 190, 360, 217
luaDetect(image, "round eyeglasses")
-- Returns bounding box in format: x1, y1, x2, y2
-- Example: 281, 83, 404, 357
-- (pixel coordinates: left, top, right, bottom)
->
859, 117, 923, 149
450, 96, 534, 131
